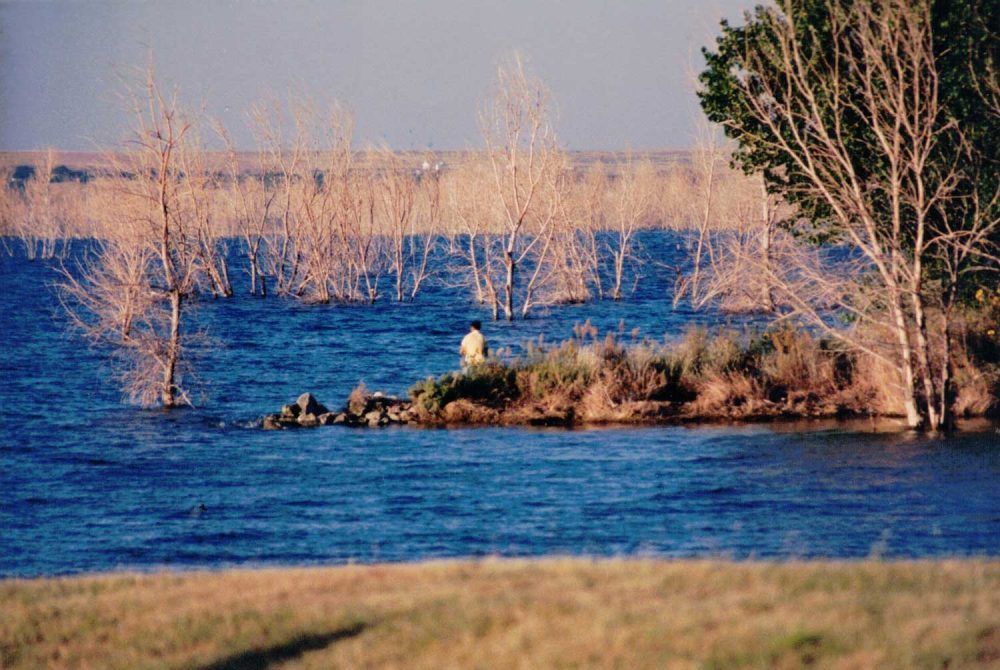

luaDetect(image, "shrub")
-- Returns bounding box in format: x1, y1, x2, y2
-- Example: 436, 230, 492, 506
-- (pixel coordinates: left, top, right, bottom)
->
671, 327, 747, 379
599, 342, 689, 403
348, 382, 368, 415
410, 363, 518, 413
759, 327, 838, 396
515, 339, 596, 400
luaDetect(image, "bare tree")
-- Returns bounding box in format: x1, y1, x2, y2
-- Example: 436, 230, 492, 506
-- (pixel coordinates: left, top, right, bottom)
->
60, 69, 202, 407
674, 126, 724, 307
251, 99, 306, 297
710, 0, 998, 429
570, 162, 609, 299
408, 158, 442, 299
688, 171, 786, 313
606, 156, 657, 300
177, 133, 233, 297
480, 52, 565, 320
216, 122, 275, 296
445, 159, 502, 317
15, 149, 64, 260
374, 146, 419, 301
344, 152, 387, 303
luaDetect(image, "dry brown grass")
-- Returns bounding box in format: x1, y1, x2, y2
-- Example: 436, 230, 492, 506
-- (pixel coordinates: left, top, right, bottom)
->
2, 559, 997, 669
411, 324, 998, 426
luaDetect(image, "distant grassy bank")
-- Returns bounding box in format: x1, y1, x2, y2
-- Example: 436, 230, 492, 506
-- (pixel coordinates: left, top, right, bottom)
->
3, 559, 997, 669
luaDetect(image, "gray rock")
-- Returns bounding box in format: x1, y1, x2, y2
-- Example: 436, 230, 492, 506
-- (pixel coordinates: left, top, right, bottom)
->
332, 413, 347, 425
280, 404, 300, 418
263, 414, 283, 430
296, 393, 328, 417
364, 410, 382, 424
298, 413, 319, 427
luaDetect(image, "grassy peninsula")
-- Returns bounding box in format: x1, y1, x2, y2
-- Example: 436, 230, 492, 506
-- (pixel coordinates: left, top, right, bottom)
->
3, 559, 997, 669
404, 323, 999, 428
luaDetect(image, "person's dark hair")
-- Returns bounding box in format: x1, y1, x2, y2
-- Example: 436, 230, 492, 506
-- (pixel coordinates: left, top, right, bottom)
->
471, 320, 482, 330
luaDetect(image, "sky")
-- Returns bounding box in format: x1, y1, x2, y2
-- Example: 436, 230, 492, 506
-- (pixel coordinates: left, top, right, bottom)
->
0, 0, 758, 152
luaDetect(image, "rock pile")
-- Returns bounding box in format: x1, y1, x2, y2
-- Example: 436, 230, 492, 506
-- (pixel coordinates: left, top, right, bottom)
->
262, 391, 417, 430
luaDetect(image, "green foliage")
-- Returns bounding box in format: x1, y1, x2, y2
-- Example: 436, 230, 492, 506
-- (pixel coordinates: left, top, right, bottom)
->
699, 0, 998, 232
410, 321, 995, 417
699, 2, 842, 240
964, 284, 1000, 379
409, 363, 518, 413
602, 340, 690, 402
672, 327, 750, 378
515, 339, 596, 399
699, 0, 1000, 269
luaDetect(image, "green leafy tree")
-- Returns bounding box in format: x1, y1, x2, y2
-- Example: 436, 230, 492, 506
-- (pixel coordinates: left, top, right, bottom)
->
699, 0, 999, 430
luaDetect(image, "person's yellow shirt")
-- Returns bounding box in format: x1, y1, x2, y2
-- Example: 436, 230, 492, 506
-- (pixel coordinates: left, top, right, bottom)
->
460, 330, 487, 365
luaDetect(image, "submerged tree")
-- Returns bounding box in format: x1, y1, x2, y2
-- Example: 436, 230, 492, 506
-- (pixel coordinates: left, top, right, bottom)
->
700, 0, 1000, 430
13, 150, 65, 260
60, 70, 202, 407
215, 121, 275, 297
480, 52, 565, 320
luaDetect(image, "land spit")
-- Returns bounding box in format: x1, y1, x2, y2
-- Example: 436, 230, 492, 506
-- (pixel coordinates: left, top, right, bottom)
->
262, 387, 901, 430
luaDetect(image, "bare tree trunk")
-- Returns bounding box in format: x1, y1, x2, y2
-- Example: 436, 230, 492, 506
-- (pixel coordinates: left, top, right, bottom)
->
503, 247, 515, 321
612, 251, 626, 301
689, 137, 719, 303
162, 290, 181, 407
759, 178, 776, 311
887, 287, 922, 428
481, 52, 563, 320
249, 253, 259, 295
468, 234, 485, 304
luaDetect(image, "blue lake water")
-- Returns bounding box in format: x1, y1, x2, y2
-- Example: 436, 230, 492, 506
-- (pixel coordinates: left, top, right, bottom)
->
1, 233, 997, 577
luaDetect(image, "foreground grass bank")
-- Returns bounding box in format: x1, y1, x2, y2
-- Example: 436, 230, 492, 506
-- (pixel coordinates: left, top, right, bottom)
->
3, 559, 997, 669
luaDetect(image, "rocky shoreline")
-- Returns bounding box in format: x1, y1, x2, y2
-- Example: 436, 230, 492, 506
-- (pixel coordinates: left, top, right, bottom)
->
262, 391, 418, 429
262, 389, 891, 430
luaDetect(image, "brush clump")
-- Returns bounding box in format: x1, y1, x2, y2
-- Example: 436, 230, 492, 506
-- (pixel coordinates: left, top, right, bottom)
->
408, 319, 999, 426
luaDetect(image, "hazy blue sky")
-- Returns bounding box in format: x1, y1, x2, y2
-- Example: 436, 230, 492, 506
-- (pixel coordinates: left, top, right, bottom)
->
0, 0, 758, 151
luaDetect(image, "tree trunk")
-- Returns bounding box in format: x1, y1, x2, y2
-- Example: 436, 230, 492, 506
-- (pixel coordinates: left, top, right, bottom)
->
249, 256, 258, 296
888, 288, 922, 428
395, 238, 404, 302
760, 179, 775, 311
162, 290, 182, 407
503, 249, 515, 321
612, 251, 624, 301
910, 289, 941, 430
219, 256, 232, 297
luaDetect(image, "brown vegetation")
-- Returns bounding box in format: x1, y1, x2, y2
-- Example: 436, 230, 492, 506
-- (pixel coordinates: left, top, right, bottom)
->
407, 322, 998, 427
2, 559, 997, 669
58, 71, 204, 407
3, 39, 993, 419
700, 0, 1000, 431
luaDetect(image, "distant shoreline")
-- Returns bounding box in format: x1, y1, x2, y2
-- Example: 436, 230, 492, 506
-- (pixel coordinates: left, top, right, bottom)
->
0, 148, 695, 173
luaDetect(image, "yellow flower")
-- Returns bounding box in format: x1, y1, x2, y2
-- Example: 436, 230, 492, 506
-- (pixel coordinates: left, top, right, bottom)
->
976, 288, 985, 303
988, 329, 996, 337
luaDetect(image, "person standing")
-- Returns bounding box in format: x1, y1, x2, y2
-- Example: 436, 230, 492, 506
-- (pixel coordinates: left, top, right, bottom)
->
459, 320, 488, 370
